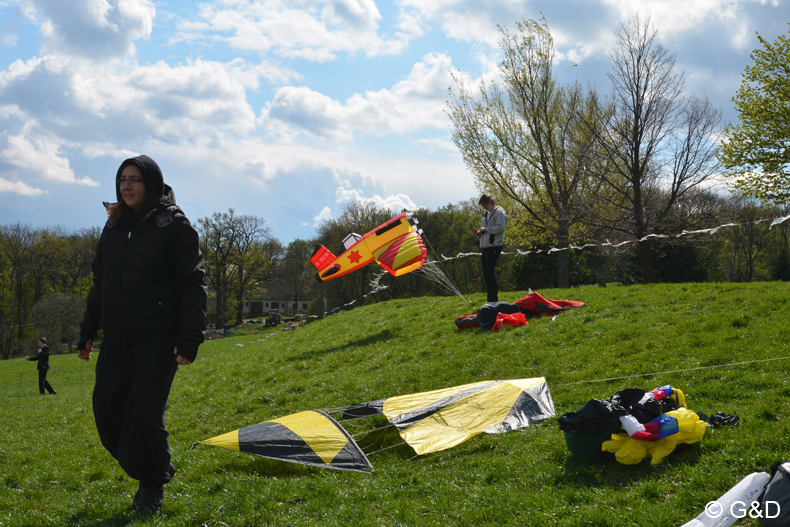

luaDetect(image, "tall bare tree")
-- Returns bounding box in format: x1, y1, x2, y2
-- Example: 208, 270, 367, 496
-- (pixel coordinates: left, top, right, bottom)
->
586, 14, 723, 282
448, 19, 600, 287
198, 209, 281, 326
230, 215, 282, 325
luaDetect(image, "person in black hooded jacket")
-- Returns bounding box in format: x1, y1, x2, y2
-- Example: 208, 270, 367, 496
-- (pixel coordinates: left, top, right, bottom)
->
27, 337, 56, 394
77, 155, 207, 517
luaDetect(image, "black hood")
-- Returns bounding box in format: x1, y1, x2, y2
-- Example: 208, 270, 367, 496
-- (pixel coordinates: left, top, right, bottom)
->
115, 155, 176, 209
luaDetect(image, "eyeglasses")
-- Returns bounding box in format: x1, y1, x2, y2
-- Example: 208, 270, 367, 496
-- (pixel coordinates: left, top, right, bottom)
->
118, 177, 144, 186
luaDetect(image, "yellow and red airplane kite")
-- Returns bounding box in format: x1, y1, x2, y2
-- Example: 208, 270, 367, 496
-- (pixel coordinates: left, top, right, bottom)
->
310, 213, 427, 281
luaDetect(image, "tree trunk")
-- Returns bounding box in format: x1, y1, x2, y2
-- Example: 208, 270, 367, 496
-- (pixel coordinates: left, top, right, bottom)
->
556, 221, 570, 288
638, 241, 655, 283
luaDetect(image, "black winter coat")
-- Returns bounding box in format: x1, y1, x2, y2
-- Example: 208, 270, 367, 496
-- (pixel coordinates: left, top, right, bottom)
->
79, 155, 208, 362
28, 344, 51, 371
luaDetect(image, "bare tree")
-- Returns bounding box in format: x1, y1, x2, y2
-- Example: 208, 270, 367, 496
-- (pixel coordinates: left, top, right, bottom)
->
198, 209, 281, 326
586, 14, 723, 282
449, 19, 602, 287
230, 215, 282, 325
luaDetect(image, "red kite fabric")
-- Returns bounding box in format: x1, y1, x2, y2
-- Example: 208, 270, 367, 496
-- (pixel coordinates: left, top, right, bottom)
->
515, 292, 585, 315
454, 312, 527, 331
455, 292, 584, 331
492, 312, 527, 331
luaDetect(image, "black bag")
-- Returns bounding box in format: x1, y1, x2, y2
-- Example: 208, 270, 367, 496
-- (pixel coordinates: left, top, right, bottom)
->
760, 461, 790, 526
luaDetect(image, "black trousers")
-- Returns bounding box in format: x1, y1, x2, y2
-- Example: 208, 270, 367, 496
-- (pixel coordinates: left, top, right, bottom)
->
93, 338, 179, 488
38, 370, 55, 394
482, 246, 502, 302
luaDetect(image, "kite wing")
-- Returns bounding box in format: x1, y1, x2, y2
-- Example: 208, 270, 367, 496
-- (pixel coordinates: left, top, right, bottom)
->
515, 292, 585, 315
310, 213, 427, 281
200, 409, 372, 472
340, 378, 555, 455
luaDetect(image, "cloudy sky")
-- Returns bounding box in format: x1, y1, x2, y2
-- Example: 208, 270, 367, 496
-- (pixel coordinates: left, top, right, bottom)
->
0, 0, 787, 244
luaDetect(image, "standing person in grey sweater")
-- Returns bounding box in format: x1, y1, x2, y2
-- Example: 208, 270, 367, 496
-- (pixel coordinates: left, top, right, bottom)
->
471, 193, 508, 304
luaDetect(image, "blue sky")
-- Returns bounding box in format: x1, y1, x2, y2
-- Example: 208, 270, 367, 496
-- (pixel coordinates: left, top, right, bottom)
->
0, 0, 787, 245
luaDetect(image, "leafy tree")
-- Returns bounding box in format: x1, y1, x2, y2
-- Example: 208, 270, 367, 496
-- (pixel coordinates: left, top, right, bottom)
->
720, 27, 790, 203
448, 18, 600, 288
33, 292, 85, 353
586, 14, 723, 283
281, 239, 313, 314
712, 199, 773, 282
0, 223, 35, 357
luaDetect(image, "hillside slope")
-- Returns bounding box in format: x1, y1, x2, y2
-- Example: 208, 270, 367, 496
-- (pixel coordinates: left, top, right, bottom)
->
1, 283, 788, 526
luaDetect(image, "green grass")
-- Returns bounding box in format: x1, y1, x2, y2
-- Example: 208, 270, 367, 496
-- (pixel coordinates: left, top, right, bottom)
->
1, 282, 789, 526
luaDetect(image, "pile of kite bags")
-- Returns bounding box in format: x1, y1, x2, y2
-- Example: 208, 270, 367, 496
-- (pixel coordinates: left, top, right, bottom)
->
558, 385, 708, 465
455, 291, 585, 331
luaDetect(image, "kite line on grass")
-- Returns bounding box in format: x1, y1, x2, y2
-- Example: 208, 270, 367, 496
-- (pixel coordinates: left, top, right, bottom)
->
550, 355, 790, 389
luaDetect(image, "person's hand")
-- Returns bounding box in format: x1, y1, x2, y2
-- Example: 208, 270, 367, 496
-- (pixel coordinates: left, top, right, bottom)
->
174, 347, 192, 366
77, 340, 93, 361
471, 227, 480, 234
25, 355, 30, 360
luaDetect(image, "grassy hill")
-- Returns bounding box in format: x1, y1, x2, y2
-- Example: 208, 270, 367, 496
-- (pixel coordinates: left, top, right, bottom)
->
1, 282, 788, 526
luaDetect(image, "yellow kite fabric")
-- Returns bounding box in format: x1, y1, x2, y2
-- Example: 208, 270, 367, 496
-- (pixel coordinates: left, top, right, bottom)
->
200, 409, 372, 472
601, 407, 707, 465
340, 378, 555, 455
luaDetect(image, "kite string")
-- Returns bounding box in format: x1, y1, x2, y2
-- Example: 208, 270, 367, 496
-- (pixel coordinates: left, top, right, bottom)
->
550, 355, 790, 389
417, 230, 469, 303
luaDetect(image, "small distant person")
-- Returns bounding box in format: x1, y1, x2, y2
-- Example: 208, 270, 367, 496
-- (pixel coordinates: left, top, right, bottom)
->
27, 338, 56, 395
471, 193, 508, 305
77, 155, 208, 518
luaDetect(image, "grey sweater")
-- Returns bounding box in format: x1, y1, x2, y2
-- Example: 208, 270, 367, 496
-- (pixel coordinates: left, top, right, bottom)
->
478, 206, 507, 248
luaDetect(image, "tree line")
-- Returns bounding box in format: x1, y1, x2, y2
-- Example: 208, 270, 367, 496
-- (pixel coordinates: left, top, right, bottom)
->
1, 197, 789, 359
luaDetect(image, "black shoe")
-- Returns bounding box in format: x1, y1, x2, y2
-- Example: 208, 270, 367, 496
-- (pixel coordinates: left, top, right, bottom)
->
134, 484, 164, 518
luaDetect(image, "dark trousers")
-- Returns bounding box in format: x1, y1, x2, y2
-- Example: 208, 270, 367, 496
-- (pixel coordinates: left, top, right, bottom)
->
38, 370, 55, 394
93, 338, 179, 487
482, 246, 502, 302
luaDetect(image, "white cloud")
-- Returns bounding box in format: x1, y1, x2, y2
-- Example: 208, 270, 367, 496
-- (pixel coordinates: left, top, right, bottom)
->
314, 205, 332, 226
335, 186, 417, 212
262, 52, 454, 138
29, 0, 155, 60
3, 126, 98, 186
0, 55, 259, 144
0, 176, 45, 196
175, 0, 419, 62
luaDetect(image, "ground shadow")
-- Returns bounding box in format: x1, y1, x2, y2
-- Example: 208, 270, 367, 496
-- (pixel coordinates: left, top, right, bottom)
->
286, 329, 397, 362
66, 510, 133, 527
555, 442, 704, 488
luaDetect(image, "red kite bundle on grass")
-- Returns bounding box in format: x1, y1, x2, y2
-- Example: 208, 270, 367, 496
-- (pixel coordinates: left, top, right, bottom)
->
455, 292, 585, 331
